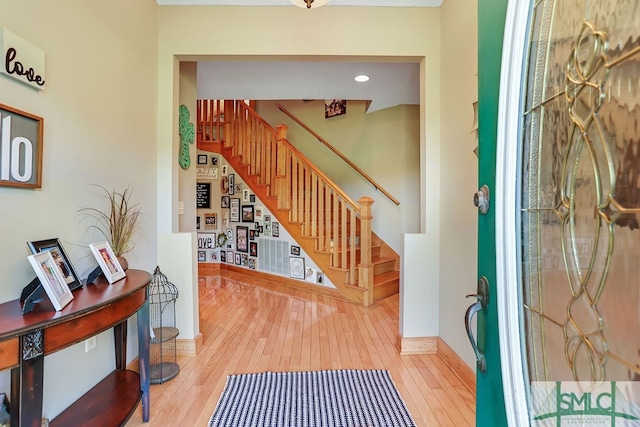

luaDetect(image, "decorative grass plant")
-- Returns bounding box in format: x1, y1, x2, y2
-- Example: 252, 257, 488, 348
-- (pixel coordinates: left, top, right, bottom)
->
79, 186, 141, 258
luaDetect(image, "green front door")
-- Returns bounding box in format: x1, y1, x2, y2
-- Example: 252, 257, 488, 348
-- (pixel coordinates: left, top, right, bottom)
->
475, 0, 508, 425
477, 0, 640, 426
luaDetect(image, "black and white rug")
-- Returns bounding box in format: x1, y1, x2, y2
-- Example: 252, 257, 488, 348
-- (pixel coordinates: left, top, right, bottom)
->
209, 370, 415, 427
208, 369, 416, 427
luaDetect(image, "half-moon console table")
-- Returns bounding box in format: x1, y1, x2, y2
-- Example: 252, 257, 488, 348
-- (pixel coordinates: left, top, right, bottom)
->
0, 269, 151, 427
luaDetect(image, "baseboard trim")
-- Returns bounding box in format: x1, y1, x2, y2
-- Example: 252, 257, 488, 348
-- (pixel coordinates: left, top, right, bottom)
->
395, 335, 438, 354
198, 262, 220, 276
177, 333, 203, 356
436, 337, 476, 395
221, 264, 346, 301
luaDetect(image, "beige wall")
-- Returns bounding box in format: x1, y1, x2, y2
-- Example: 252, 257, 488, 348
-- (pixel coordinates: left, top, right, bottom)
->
440, 0, 479, 368
156, 5, 445, 352
0, 0, 158, 419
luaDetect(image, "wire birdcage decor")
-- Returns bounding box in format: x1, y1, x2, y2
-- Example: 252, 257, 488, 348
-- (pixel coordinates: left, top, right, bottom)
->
149, 266, 180, 384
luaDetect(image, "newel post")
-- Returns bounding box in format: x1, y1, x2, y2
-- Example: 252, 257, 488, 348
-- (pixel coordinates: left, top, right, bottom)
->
275, 124, 290, 209
358, 196, 375, 306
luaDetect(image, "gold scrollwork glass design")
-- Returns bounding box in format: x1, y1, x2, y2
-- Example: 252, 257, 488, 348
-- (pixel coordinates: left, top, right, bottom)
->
521, 0, 640, 386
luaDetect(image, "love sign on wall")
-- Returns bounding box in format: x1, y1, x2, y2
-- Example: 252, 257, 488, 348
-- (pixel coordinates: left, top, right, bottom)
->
0, 27, 46, 90
0, 104, 43, 188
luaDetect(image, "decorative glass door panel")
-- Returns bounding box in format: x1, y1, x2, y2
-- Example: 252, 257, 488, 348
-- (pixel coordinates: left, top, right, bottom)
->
520, 0, 640, 412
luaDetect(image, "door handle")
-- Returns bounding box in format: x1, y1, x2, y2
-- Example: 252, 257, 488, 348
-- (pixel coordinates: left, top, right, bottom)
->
465, 276, 489, 374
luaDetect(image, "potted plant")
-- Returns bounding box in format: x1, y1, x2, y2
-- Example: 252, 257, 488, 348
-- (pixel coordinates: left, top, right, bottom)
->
79, 185, 141, 270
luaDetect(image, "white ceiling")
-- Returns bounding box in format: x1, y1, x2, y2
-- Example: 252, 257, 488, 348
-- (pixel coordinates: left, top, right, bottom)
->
197, 60, 420, 113
161, 0, 432, 112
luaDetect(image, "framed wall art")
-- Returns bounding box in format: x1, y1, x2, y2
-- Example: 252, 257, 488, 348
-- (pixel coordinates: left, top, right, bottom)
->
197, 154, 208, 165
230, 198, 240, 222
27, 238, 81, 291
242, 205, 254, 223
89, 241, 126, 284
289, 256, 305, 280
0, 104, 44, 189
196, 182, 211, 209
236, 226, 248, 253
228, 174, 235, 195
27, 251, 74, 311
204, 213, 217, 230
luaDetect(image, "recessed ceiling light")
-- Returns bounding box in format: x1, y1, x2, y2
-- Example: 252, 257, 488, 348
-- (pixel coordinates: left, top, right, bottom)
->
354, 74, 370, 83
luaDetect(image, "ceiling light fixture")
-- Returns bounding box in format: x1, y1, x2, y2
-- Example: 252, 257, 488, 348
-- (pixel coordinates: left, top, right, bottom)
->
290, 0, 331, 9
354, 74, 370, 83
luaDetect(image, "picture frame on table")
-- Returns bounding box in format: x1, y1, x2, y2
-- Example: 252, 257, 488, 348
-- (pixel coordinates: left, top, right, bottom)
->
89, 241, 126, 284
27, 238, 82, 291
27, 251, 74, 311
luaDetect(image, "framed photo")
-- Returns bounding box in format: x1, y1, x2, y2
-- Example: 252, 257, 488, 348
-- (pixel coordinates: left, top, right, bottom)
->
236, 226, 249, 253
27, 251, 74, 311
241, 254, 248, 266
221, 250, 226, 263
0, 104, 43, 189
89, 241, 126, 284
235, 183, 242, 194
198, 250, 206, 262
290, 245, 301, 256
255, 206, 264, 222
196, 215, 201, 230
249, 241, 257, 257
272, 222, 280, 238
197, 154, 208, 165
248, 259, 256, 270
317, 272, 324, 285
226, 228, 233, 240
242, 205, 255, 223
204, 213, 217, 230
227, 251, 234, 264
325, 99, 347, 119
228, 174, 235, 195
250, 194, 256, 203
230, 198, 240, 222
221, 164, 228, 176
27, 238, 81, 291
221, 195, 230, 208
249, 229, 256, 241
234, 253, 241, 265
264, 214, 271, 223
211, 156, 219, 166
289, 256, 305, 280
242, 189, 250, 202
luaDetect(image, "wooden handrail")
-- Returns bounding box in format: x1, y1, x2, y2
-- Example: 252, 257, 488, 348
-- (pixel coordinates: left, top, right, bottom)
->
239, 103, 361, 212
274, 102, 400, 206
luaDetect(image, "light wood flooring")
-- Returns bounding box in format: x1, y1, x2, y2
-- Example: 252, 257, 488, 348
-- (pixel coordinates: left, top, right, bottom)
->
125, 271, 476, 426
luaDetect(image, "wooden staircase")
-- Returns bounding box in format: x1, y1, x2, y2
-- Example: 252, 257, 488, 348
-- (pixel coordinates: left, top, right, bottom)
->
197, 99, 399, 306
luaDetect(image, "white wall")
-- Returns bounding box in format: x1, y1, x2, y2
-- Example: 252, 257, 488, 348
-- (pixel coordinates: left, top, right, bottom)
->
439, 0, 479, 368
156, 4, 443, 347
0, 0, 158, 419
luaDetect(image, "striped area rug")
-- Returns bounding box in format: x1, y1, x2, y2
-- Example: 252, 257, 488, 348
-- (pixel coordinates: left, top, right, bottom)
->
208, 369, 416, 427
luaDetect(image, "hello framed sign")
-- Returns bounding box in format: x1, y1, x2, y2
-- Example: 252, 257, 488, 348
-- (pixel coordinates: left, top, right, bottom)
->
0, 103, 43, 188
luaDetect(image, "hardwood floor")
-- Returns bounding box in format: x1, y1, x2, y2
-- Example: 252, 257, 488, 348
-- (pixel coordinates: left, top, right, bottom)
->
125, 271, 475, 426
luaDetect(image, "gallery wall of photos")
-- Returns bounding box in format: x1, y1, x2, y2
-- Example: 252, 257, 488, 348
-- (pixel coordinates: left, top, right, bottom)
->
195, 151, 330, 288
